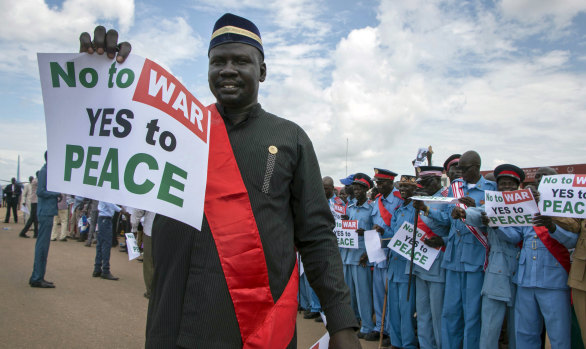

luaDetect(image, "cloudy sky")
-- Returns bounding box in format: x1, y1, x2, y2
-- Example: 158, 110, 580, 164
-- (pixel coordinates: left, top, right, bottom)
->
1, 0, 585, 186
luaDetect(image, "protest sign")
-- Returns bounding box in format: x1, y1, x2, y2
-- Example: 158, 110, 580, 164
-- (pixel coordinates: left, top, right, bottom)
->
538, 174, 586, 219
389, 221, 439, 271
37, 53, 209, 229
364, 230, 387, 263
411, 195, 459, 204
329, 202, 345, 220
309, 332, 329, 349
125, 233, 141, 260
484, 189, 539, 226
334, 220, 359, 249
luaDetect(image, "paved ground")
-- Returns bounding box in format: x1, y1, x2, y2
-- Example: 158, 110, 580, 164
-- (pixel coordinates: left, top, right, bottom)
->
0, 207, 381, 349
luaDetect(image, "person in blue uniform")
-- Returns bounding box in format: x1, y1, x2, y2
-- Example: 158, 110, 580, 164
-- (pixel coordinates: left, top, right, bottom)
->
464, 164, 525, 349
421, 150, 496, 349
412, 166, 450, 349
495, 201, 577, 348
342, 173, 375, 337
369, 168, 403, 342
386, 175, 419, 349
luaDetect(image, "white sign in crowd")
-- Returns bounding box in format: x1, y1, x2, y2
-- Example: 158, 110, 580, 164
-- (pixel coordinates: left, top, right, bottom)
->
538, 174, 586, 219
38, 53, 210, 229
389, 222, 440, 271
484, 189, 540, 227
334, 220, 359, 249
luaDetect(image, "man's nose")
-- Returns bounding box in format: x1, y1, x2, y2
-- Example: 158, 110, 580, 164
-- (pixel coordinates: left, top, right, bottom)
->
219, 61, 238, 76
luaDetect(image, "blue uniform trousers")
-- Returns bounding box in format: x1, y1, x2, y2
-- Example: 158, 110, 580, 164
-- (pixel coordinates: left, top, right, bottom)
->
373, 266, 389, 334
346, 264, 374, 333
298, 272, 311, 310
309, 284, 321, 313
344, 264, 361, 321
29, 215, 54, 283
416, 277, 444, 349
386, 280, 416, 349
479, 296, 515, 349
94, 216, 113, 274
441, 270, 483, 349
515, 286, 571, 349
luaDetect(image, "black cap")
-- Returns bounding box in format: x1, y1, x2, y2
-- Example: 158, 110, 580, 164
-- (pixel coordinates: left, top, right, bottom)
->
494, 164, 525, 183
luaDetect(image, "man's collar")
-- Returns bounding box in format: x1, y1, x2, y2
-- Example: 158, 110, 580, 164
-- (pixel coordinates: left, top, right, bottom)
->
216, 103, 262, 126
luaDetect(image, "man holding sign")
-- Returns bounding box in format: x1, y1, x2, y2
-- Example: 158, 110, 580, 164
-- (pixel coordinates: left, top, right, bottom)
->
461, 164, 525, 349
77, 13, 359, 349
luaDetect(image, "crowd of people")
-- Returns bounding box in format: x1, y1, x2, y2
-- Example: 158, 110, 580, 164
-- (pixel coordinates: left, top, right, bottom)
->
297, 150, 585, 349
12, 153, 154, 297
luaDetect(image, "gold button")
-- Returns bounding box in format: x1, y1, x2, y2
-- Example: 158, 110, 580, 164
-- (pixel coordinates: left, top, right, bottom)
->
533, 256, 536, 260
268, 145, 278, 154
534, 235, 538, 238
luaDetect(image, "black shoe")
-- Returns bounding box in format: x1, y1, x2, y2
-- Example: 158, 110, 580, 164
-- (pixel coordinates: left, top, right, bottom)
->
92, 271, 101, 277
30, 280, 55, 288
303, 311, 320, 319
357, 331, 368, 339
314, 316, 323, 322
19, 234, 30, 238
364, 331, 380, 341
303, 309, 311, 316
381, 337, 391, 347
101, 273, 119, 281
42, 279, 54, 285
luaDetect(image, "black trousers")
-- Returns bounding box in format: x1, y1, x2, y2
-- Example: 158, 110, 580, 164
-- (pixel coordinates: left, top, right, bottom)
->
20, 203, 38, 236
4, 199, 18, 223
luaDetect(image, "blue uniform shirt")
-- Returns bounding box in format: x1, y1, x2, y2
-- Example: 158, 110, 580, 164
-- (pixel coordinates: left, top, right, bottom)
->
497, 225, 577, 290
427, 176, 497, 272
412, 188, 450, 283
342, 199, 373, 265
388, 201, 417, 283
371, 188, 403, 268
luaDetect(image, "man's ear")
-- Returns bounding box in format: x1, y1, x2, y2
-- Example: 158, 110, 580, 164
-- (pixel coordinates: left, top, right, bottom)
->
259, 62, 266, 82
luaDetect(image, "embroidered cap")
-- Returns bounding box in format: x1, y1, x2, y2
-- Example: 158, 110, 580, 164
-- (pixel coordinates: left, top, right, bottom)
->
209, 13, 264, 57
399, 175, 418, 186
418, 166, 444, 178
443, 154, 461, 172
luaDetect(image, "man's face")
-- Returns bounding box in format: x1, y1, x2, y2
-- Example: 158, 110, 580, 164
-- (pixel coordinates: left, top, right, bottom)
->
447, 164, 461, 183
534, 169, 554, 185
345, 185, 354, 199
375, 179, 394, 196
339, 189, 348, 202
352, 183, 367, 201
398, 183, 417, 200
11, 178, 16, 184
323, 182, 334, 198
208, 43, 266, 112
457, 159, 478, 183
418, 176, 440, 195
497, 177, 519, 192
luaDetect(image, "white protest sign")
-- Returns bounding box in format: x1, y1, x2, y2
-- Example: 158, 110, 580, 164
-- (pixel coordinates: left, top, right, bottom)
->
334, 220, 359, 249
329, 202, 345, 220
125, 233, 141, 260
38, 53, 210, 230
411, 196, 459, 204
389, 221, 439, 271
484, 189, 539, 226
364, 230, 387, 263
538, 174, 586, 219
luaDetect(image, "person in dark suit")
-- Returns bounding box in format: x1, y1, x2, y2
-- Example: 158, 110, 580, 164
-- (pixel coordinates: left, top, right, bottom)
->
4, 177, 22, 223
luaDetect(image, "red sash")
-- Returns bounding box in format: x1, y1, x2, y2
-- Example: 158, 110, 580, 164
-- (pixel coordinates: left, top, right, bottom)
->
376, 194, 393, 226
204, 105, 298, 348
417, 217, 446, 252
533, 226, 571, 274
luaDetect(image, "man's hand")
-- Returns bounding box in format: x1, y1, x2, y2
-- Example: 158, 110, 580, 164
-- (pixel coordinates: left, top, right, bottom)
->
481, 212, 490, 226
79, 26, 131, 63
359, 253, 368, 267
341, 215, 349, 220
451, 207, 466, 220
533, 213, 556, 233
423, 236, 445, 249
329, 328, 362, 348
373, 224, 385, 234
356, 228, 365, 236
412, 200, 427, 211
458, 196, 476, 207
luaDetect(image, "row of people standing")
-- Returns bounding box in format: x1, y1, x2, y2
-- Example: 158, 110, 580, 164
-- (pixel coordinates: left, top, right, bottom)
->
320, 150, 583, 349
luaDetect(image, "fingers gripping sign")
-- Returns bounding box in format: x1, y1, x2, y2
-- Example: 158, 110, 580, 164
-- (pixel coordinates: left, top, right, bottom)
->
79, 26, 131, 63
